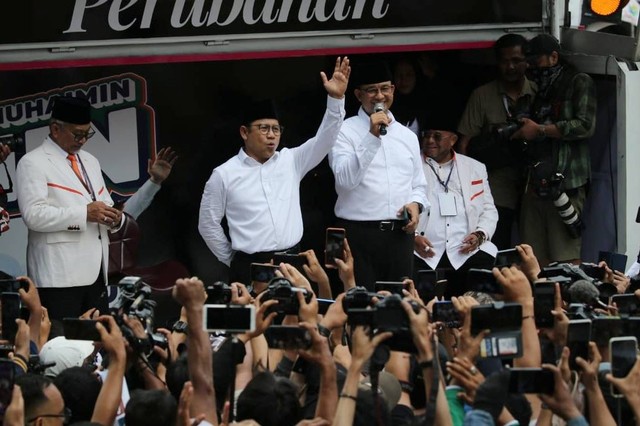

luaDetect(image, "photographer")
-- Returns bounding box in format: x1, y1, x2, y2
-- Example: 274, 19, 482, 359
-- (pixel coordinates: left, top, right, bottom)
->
457, 34, 535, 250
515, 34, 596, 266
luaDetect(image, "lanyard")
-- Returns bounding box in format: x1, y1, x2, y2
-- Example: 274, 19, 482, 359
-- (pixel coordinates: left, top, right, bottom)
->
76, 155, 96, 201
426, 159, 455, 193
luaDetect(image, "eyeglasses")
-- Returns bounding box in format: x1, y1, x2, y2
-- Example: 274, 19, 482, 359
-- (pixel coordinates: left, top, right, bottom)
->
250, 124, 284, 136
420, 131, 453, 142
27, 407, 72, 425
69, 128, 96, 142
360, 84, 394, 96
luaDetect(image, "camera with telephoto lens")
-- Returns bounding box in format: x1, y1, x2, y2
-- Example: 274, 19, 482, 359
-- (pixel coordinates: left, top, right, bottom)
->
492, 117, 524, 144
206, 281, 232, 304
342, 286, 378, 312
261, 277, 312, 315
0, 135, 24, 152
110, 276, 167, 356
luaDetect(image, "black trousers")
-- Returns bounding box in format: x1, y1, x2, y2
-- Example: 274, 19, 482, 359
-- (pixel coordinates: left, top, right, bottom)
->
413, 251, 495, 298
340, 220, 414, 291
492, 206, 517, 250
38, 270, 109, 321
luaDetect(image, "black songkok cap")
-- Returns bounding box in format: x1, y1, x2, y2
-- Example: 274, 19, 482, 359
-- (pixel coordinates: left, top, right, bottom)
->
51, 96, 92, 125
242, 99, 279, 125
526, 34, 561, 57
351, 61, 393, 88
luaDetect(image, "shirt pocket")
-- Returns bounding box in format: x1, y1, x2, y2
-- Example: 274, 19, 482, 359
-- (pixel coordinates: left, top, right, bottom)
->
46, 232, 82, 244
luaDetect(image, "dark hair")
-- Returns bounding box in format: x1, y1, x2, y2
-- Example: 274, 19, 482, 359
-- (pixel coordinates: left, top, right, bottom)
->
16, 374, 55, 421
125, 390, 177, 426
494, 34, 528, 59
236, 371, 302, 426
54, 366, 102, 424
353, 388, 391, 426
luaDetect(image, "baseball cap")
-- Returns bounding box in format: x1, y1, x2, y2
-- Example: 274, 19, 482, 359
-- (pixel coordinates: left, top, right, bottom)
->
358, 371, 402, 412
39, 336, 96, 377
526, 34, 561, 58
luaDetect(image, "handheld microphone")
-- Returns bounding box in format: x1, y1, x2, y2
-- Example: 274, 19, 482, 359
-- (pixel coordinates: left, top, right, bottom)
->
374, 103, 387, 136
568, 279, 608, 309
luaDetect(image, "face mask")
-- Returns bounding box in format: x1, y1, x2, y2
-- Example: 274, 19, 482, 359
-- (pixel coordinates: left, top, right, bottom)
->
530, 64, 562, 94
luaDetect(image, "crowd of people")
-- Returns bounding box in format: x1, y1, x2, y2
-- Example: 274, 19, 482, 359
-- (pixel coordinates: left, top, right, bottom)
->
1, 32, 639, 426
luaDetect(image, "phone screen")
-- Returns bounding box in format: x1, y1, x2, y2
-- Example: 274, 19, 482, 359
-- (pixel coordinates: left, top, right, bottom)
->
471, 303, 522, 335
0, 359, 15, 415
466, 268, 503, 295
1, 293, 20, 342
567, 320, 591, 371
0, 279, 27, 294
272, 253, 307, 270
250, 263, 278, 283
203, 305, 255, 333
534, 283, 556, 328
325, 228, 346, 268
508, 368, 555, 394
264, 326, 312, 350
611, 337, 638, 396
374, 281, 405, 296
415, 270, 438, 302
611, 294, 640, 316
63, 318, 102, 341
432, 301, 461, 328
495, 248, 521, 268
317, 299, 334, 316
599, 251, 628, 273
591, 318, 625, 347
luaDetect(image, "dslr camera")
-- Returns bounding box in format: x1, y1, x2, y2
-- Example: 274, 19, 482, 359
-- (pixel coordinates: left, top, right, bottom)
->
261, 277, 312, 315
110, 276, 168, 356
342, 286, 378, 312
347, 294, 422, 353
206, 281, 232, 304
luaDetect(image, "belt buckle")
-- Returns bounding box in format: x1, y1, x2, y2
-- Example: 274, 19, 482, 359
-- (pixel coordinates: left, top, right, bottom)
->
379, 221, 393, 231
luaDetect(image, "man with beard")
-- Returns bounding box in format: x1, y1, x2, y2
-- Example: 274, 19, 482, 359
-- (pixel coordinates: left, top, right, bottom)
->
513, 34, 596, 266
457, 34, 536, 249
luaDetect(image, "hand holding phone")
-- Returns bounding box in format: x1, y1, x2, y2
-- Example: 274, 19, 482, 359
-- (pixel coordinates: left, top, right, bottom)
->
325, 228, 346, 268
203, 304, 256, 333
610, 337, 638, 397
63, 318, 102, 341
250, 263, 279, 283
495, 248, 521, 268
1, 293, 20, 342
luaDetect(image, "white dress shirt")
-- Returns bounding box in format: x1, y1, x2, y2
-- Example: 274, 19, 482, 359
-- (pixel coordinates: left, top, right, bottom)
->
329, 107, 428, 220
415, 154, 498, 270
199, 96, 345, 266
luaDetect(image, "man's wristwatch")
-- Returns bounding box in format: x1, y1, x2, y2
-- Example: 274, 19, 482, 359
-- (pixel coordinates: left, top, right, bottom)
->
414, 202, 425, 214
172, 320, 188, 335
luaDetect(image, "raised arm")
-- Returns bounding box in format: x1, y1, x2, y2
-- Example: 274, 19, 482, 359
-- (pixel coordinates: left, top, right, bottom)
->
293, 57, 349, 176
173, 277, 218, 425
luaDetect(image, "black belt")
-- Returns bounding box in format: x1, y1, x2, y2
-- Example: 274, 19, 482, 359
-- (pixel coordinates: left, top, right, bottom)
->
234, 244, 300, 261
341, 219, 407, 232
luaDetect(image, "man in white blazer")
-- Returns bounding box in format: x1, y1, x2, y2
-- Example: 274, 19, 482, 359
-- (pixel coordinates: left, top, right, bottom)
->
16, 96, 123, 320
413, 120, 498, 297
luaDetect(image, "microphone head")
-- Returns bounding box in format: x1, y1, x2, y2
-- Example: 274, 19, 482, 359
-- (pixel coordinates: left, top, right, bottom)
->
374, 102, 386, 113
568, 279, 600, 305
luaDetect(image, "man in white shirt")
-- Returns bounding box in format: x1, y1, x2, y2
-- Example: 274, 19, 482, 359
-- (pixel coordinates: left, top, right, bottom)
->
414, 118, 498, 297
329, 62, 428, 290
199, 57, 350, 285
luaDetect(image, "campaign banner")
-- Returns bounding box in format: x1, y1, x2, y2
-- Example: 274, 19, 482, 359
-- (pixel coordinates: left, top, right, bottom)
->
0, 0, 542, 47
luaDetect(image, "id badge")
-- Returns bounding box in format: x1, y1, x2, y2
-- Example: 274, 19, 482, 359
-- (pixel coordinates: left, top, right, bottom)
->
438, 192, 457, 217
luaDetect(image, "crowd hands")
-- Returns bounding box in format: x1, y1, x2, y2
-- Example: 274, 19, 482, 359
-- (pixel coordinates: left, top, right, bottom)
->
3, 241, 640, 426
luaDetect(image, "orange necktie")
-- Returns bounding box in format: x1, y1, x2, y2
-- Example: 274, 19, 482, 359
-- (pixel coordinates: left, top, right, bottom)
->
67, 154, 85, 186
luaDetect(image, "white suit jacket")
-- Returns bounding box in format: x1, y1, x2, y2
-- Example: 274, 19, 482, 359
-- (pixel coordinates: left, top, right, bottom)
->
415, 153, 499, 269
16, 137, 114, 288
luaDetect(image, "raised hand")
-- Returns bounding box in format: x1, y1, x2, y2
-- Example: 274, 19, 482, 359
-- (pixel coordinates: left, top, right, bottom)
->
148, 147, 177, 184
321, 56, 351, 100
